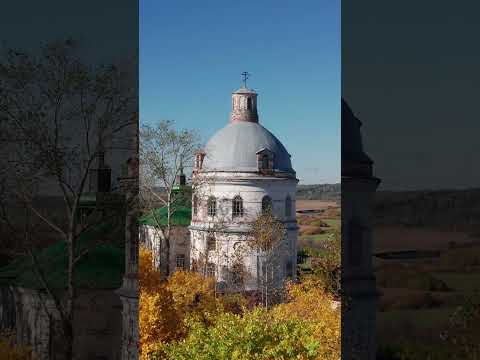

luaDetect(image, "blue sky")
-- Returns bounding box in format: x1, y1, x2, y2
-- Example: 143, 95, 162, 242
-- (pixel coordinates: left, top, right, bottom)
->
140, 1, 340, 185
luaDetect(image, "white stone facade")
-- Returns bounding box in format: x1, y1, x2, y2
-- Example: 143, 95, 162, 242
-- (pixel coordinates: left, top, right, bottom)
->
140, 225, 190, 273
190, 173, 298, 291
190, 85, 298, 292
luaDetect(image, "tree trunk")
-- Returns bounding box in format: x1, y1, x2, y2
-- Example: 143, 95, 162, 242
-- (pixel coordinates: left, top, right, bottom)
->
165, 192, 171, 276
65, 234, 75, 359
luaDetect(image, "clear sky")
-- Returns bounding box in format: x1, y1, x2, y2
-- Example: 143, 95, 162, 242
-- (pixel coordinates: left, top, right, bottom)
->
343, 0, 480, 191
140, 1, 340, 185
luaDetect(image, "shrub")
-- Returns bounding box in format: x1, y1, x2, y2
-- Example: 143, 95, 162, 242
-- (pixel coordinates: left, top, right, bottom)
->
307, 230, 341, 296
163, 308, 320, 360
301, 226, 325, 236
0, 332, 32, 360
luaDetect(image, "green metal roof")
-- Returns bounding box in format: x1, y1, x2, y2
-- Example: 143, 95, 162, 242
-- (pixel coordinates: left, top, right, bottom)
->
79, 193, 97, 207
0, 221, 124, 290
139, 206, 191, 227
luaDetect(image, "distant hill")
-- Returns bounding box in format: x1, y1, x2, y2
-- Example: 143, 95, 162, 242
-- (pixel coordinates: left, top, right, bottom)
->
296, 184, 340, 201
374, 188, 480, 233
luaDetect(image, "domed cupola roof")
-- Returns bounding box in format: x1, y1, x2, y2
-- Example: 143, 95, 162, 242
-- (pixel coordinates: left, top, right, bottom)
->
202, 121, 294, 173
201, 78, 294, 174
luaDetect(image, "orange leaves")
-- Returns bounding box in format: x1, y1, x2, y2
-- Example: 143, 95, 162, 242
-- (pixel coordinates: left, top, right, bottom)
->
247, 211, 286, 252
139, 246, 341, 360
0, 332, 32, 360
166, 270, 218, 325
139, 246, 225, 359
272, 280, 341, 360
139, 246, 163, 292
139, 247, 179, 359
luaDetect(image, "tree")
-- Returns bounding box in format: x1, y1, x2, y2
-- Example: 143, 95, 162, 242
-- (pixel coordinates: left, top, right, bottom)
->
247, 209, 287, 307
0, 39, 136, 358
308, 229, 341, 297
0, 331, 32, 360
440, 291, 480, 359
139, 120, 200, 276
139, 246, 238, 359
163, 307, 320, 360
272, 279, 341, 360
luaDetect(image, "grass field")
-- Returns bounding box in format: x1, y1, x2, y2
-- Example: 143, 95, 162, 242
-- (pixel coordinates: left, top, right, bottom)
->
296, 200, 338, 211
377, 307, 454, 345
375, 224, 480, 355
296, 200, 340, 264
432, 272, 480, 292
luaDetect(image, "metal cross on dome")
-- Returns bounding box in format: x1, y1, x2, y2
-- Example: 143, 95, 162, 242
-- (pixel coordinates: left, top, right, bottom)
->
241, 71, 250, 88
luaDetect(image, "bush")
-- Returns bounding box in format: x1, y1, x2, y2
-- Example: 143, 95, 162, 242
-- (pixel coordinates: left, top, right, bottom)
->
307, 230, 341, 296
301, 226, 326, 236
163, 309, 320, 360
0, 332, 32, 360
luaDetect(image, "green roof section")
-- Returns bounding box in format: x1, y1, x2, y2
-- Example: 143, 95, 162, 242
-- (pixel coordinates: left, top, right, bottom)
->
79, 192, 97, 207
0, 220, 125, 290
139, 206, 192, 227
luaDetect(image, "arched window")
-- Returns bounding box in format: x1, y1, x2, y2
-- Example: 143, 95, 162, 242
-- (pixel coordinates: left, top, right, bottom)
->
285, 196, 292, 217
207, 234, 216, 252
262, 195, 272, 214
206, 263, 216, 278
247, 97, 252, 110
232, 195, 243, 218
207, 196, 216, 217
193, 194, 198, 216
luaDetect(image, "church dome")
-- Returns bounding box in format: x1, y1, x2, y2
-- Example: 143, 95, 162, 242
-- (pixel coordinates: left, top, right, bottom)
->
202, 121, 295, 174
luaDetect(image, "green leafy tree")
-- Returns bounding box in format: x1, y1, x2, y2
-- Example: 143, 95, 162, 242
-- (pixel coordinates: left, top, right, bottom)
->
163, 308, 320, 360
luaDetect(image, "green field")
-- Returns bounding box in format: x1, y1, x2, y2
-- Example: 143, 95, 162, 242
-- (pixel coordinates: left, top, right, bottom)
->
299, 217, 339, 250
432, 272, 480, 292
376, 239, 480, 357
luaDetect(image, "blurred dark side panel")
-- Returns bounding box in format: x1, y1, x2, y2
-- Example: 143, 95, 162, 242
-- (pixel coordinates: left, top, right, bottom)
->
0, 1, 139, 359
343, 1, 480, 359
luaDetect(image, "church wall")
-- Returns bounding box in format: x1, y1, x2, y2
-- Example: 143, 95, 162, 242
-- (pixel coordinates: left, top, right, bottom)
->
192, 176, 297, 223
190, 173, 298, 291
141, 225, 190, 273
11, 287, 123, 360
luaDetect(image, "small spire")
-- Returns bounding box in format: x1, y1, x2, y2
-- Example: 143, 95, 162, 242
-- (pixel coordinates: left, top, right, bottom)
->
241, 71, 250, 88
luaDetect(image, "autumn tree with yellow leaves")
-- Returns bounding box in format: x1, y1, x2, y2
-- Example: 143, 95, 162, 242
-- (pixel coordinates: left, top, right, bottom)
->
0, 331, 32, 360
139, 245, 340, 360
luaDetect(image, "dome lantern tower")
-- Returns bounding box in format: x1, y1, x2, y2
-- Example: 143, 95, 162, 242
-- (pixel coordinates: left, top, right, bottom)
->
230, 72, 259, 123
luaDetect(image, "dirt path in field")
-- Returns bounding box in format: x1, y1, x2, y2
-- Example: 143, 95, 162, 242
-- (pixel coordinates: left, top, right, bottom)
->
296, 200, 339, 211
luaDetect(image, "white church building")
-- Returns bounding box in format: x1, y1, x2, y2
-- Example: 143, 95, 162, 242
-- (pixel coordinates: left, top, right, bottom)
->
189, 81, 299, 292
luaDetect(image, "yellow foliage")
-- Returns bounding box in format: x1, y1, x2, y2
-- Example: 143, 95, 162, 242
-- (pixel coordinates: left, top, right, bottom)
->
139, 246, 163, 293
139, 285, 181, 346
272, 279, 340, 360
139, 246, 178, 359
0, 332, 32, 360
139, 246, 340, 360
165, 270, 219, 324
139, 246, 234, 359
